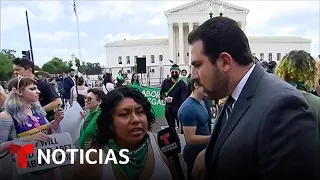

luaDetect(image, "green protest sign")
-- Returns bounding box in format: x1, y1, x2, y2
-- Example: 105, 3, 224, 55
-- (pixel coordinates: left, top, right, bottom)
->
129, 84, 165, 119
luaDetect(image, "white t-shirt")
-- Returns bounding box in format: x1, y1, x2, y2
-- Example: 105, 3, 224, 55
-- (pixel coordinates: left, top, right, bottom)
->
102, 83, 115, 94
71, 85, 89, 100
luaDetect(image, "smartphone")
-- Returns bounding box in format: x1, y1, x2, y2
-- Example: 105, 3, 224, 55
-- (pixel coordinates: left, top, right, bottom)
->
55, 104, 63, 112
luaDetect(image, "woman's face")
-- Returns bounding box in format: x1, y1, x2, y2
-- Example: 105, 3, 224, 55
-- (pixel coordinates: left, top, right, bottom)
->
20, 84, 40, 102
113, 97, 148, 148
85, 92, 101, 110
133, 74, 138, 80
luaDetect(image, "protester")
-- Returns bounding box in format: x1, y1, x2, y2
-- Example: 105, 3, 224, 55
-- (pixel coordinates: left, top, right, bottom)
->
115, 74, 125, 88
266, 60, 276, 73
70, 76, 88, 108
79, 88, 105, 149
48, 76, 61, 97
73, 87, 175, 180
0, 76, 64, 179
101, 73, 115, 94
13, 58, 62, 122
188, 16, 319, 179
160, 64, 188, 132
131, 73, 141, 86
180, 69, 189, 84
63, 69, 75, 103
178, 78, 211, 180
275, 50, 320, 137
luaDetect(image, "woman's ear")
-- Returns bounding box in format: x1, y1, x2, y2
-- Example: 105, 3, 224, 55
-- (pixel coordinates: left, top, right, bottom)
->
12, 88, 22, 96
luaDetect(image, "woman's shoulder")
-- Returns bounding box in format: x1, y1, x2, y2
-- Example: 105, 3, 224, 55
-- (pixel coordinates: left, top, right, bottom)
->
0, 111, 13, 121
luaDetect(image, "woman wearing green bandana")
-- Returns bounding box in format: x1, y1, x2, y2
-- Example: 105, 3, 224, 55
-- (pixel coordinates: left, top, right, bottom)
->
73, 87, 176, 180
275, 50, 320, 137
79, 88, 105, 149
131, 73, 141, 87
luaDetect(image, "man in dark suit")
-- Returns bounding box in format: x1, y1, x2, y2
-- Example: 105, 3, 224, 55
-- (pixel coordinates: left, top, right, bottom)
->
188, 16, 319, 180
63, 69, 75, 103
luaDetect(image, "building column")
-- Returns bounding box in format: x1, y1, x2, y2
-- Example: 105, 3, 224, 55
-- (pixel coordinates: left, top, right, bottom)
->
168, 23, 174, 63
178, 22, 184, 65
243, 21, 247, 32
188, 22, 193, 65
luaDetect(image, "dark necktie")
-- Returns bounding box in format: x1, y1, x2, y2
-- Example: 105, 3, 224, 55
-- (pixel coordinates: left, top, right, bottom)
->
218, 96, 235, 134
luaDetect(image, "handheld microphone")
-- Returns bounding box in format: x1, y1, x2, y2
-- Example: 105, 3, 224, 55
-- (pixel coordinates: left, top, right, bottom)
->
157, 127, 185, 180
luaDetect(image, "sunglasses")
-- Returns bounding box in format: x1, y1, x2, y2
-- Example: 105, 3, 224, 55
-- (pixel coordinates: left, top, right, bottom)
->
171, 71, 179, 74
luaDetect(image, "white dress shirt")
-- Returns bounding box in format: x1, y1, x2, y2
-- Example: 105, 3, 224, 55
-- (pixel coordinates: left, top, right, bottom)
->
231, 64, 256, 105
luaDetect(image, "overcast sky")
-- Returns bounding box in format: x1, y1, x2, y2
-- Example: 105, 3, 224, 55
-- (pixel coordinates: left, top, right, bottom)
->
1, 0, 319, 66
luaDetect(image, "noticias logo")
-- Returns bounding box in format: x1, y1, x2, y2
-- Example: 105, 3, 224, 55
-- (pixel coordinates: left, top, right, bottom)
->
10, 144, 130, 168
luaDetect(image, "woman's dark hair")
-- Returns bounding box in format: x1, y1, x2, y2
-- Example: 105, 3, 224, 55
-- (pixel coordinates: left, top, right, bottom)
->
76, 76, 84, 85
95, 86, 155, 145
131, 73, 140, 85
87, 88, 106, 101
103, 73, 113, 85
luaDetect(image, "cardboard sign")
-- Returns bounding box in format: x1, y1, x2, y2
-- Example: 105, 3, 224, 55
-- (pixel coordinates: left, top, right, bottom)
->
59, 101, 84, 143
13, 132, 75, 175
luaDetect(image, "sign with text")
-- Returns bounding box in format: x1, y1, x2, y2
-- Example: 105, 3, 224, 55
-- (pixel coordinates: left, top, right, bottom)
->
130, 85, 165, 119
12, 132, 75, 175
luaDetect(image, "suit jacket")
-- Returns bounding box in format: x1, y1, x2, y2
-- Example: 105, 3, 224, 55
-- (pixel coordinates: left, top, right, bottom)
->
63, 76, 75, 99
205, 64, 319, 180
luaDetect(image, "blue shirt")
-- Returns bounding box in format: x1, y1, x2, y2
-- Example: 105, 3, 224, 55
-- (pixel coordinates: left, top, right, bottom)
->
178, 97, 210, 137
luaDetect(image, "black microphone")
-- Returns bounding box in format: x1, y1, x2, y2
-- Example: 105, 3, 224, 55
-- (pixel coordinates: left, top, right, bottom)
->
157, 127, 185, 180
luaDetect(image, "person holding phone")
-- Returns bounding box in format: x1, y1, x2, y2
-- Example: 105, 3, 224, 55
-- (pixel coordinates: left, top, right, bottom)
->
0, 76, 64, 179
160, 64, 188, 133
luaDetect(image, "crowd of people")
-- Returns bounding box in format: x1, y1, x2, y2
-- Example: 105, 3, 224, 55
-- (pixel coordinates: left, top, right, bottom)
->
0, 16, 319, 180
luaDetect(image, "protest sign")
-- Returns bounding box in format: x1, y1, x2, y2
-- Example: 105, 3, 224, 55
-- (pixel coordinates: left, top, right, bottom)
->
13, 132, 75, 175
59, 101, 84, 143
130, 85, 165, 119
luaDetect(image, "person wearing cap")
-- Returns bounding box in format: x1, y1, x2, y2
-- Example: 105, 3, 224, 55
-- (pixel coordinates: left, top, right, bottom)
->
160, 64, 188, 132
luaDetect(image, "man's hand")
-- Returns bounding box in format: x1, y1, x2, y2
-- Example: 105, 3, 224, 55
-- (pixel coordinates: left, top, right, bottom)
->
164, 97, 173, 103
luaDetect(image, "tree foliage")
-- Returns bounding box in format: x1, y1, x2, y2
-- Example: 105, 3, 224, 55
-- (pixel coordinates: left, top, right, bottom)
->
0, 52, 13, 80
67, 57, 102, 75
86, 62, 102, 75
42, 57, 69, 74
1, 49, 17, 60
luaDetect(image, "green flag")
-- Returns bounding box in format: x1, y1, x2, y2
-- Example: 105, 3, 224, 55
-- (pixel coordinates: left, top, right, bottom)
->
129, 84, 165, 119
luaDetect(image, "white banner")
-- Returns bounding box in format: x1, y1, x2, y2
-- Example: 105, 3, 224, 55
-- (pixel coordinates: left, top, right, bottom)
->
59, 101, 84, 143
14, 132, 75, 175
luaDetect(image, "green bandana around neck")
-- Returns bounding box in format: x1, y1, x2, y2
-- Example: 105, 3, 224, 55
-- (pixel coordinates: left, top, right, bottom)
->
106, 134, 150, 180
79, 108, 101, 149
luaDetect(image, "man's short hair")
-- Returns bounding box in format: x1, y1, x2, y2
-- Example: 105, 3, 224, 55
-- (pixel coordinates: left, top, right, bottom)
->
188, 16, 253, 66
13, 57, 34, 73
189, 78, 202, 92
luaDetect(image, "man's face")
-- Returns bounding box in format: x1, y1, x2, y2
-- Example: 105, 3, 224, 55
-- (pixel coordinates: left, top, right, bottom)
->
70, 71, 75, 77
181, 71, 187, 77
13, 65, 31, 77
190, 40, 230, 100
171, 70, 180, 79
